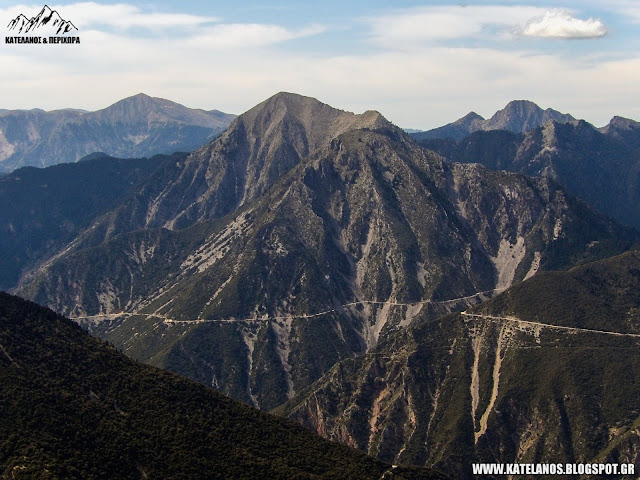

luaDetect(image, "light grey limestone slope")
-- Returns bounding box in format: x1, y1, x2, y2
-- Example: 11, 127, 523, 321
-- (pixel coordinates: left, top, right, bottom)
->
0, 93, 235, 170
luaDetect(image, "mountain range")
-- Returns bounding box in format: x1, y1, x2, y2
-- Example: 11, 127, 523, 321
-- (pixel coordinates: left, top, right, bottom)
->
3, 91, 640, 478
5, 93, 636, 415
0, 93, 235, 172
415, 116, 640, 229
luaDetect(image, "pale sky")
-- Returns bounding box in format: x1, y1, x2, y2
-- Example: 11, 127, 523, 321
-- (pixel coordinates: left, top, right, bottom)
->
1, 1, 639, 129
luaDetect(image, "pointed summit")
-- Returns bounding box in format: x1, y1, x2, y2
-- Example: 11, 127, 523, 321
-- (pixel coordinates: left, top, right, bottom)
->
411, 111, 485, 141
234, 92, 399, 170
37, 4, 54, 17
459, 111, 485, 123
239, 92, 396, 148
227, 92, 398, 179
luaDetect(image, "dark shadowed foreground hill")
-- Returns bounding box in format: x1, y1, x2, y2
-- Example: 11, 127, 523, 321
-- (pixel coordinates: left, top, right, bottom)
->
0, 292, 445, 480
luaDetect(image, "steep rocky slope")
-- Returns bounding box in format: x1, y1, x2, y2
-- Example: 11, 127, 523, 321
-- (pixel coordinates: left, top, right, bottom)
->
15, 94, 637, 412
114, 92, 393, 231
279, 249, 640, 479
0, 153, 171, 290
4, 93, 389, 294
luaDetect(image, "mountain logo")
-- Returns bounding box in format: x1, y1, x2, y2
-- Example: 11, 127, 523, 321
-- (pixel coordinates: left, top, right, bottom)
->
5, 5, 80, 44
8, 5, 77, 35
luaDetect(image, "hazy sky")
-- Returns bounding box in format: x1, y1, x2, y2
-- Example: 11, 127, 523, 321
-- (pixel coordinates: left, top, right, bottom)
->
1, 1, 639, 129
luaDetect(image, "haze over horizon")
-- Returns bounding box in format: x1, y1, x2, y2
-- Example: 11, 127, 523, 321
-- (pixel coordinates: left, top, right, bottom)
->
2, 1, 639, 129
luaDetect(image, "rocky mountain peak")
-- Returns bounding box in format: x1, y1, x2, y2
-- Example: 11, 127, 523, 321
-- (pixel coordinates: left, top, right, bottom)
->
601, 115, 640, 133
8, 91, 638, 421
412, 100, 577, 141
90, 93, 231, 128
449, 111, 485, 131
484, 100, 575, 133
236, 92, 397, 151
600, 115, 640, 149
220, 92, 401, 185
459, 111, 485, 123
122, 93, 401, 230
125, 92, 154, 102
96, 93, 180, 121
357, 110, 391, 129
491, 99, 542, 119
538, 119, 601, 147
